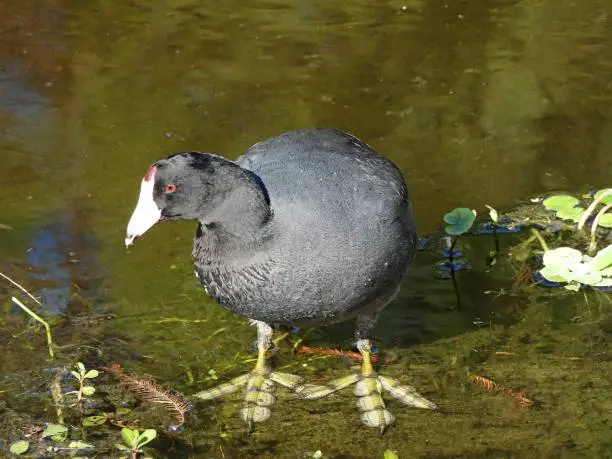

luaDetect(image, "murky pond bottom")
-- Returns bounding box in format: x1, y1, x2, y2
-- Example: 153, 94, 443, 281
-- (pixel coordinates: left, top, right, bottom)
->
1, 224, 611, 458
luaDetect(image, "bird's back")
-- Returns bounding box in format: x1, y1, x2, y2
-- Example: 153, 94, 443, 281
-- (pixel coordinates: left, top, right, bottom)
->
230, 129, 417, 324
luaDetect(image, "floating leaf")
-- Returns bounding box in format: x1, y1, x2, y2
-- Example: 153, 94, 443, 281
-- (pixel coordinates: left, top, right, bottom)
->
597, 213, 612, 228
555, 206, 584, 222
68, 441, 95, 449
84, 369, 99, 379
539, 266, 568, 283
588, 245, 612, 272
542, 247, 583, 268
82, 414, 108, 426
566, 269, 602, 286
82, 386, 96, 396
136, 429, 157, 447
9, 441, 29, 455
443, 208, 476, 236
42, 424, 68, 439
593, 188, 612, 205
543, 195, 579, 212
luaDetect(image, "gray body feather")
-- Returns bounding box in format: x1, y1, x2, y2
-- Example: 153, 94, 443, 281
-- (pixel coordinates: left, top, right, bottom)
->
192, 129, 417, 326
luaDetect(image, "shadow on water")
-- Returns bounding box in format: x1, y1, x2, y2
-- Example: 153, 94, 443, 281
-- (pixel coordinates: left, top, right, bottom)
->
1, 1, 612, 458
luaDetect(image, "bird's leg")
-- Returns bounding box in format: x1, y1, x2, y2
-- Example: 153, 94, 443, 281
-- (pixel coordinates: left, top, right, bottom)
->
296, 313, 437, 434
194, 320, 303, 431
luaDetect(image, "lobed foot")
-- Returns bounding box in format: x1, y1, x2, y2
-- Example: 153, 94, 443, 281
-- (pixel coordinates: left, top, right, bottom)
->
194, 322, 302, 430
295, 339, 437, 433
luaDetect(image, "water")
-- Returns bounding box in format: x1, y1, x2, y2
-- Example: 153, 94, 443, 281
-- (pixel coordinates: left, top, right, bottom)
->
1, 1, 611, 457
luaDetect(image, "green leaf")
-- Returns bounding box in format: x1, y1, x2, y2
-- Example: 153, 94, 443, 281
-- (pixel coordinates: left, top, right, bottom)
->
599, 266, 612, 277
597, 213, 612, 228
115, 443, 132, 452
76, 362, 86, 374
67, 441, 95, 449
42, 423, 68, 439
82, 414, 108, 426
593, 188, 612, 205
84, 369, 99, 379
70, 370, 82, 381
555, 206, 584, 222
384, 450, 400, 459
565, 281, 581, 291
443, 208, 476, 236
82, 386, 96, 396
9, 441, 29, 455
121, 428, 139, 447
135, 429, 157, 447
542, 195, 579, 212
567, 270, 602, 286
539, 266, 568, 283
542, 247, 583, 269
485, 205, 498, 223
588, 245, 612, 272
593, 278, 612, 287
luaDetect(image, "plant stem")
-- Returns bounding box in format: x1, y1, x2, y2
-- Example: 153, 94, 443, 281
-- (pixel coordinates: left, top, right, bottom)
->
449, 237, 461, 310
589, 203, 612, 254
11, 296, 54, 359
0, 272, 42, 305
529, 228, 548, 252
578, 189, 612, 230
487, 225, 500, 266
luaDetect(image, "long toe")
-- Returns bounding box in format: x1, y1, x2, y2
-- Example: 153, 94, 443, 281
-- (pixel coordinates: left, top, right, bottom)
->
379, 375, 438, 410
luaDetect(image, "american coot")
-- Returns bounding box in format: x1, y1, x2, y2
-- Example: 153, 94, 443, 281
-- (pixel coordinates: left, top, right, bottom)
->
125, 128, 437, 433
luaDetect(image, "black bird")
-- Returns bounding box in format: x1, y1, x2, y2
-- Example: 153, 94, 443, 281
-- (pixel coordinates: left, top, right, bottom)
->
125, 128, 436, 432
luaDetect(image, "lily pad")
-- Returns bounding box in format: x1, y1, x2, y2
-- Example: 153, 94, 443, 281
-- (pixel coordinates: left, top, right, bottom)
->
542, 247, 583, 268
42, 423, 68, 439
539, 266, 568, 283
543, 195, 579, 212
597, 213, 612, 228
555, 206, 584, 222
9, 441, 29, 455
566, 269, 602, 286
443, 208, 476, 236
593, 188, 612, 205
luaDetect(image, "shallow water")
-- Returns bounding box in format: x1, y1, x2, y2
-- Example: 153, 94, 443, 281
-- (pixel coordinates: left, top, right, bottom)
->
1, 1, 612, 458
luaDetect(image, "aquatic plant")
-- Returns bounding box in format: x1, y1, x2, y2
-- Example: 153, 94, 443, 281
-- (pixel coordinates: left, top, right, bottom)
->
542, 189, 612, 254
441, 207, 477, 309
65, 362, 99, 420
115, 427, 157, 459
103, 364, 191, 430
0, 272, 54, 359
537, 245, 612, 291
467, 375, 533, 409
8, 424, 95, 457
485, 205, 500, 266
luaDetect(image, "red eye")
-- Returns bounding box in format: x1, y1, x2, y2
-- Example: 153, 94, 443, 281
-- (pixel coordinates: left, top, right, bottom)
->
164, 183, 177, 193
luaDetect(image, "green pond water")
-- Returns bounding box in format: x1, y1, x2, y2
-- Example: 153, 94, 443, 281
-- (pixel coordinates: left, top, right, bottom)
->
1, 1, 612, 458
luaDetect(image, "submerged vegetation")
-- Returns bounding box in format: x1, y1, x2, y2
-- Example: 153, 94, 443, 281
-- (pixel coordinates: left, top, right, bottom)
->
3, 191, 611, 456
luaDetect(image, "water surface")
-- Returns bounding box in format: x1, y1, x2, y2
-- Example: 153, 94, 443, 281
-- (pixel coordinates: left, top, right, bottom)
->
1, 1, 611, 458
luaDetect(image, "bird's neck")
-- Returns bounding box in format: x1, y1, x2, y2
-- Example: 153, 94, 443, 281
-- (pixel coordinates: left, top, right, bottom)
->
195, 165, 273, 260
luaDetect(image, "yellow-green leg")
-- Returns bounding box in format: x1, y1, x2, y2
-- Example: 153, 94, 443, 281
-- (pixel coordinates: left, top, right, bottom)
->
194, 321, 302, 431
295, 325, 437, 434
